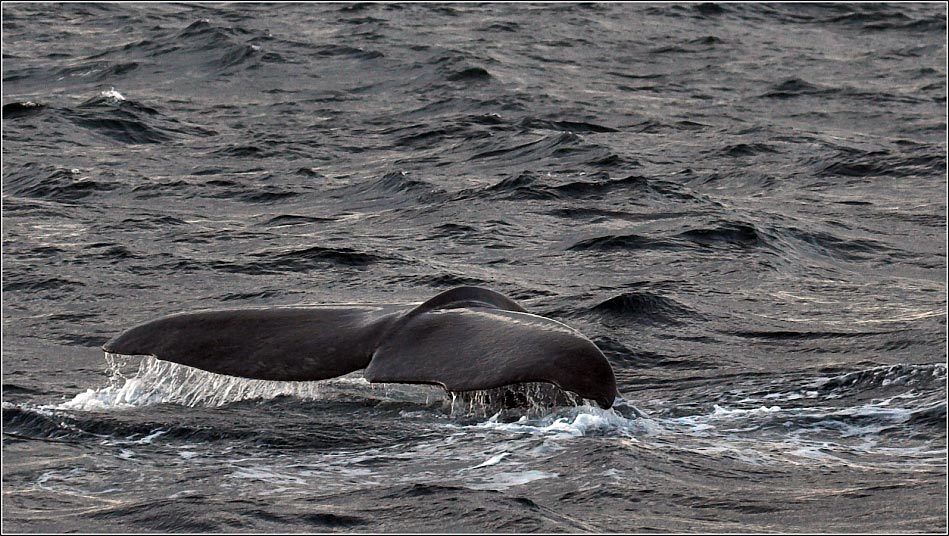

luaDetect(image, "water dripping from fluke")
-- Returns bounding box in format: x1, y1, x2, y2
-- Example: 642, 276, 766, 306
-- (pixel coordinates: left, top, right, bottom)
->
60, 354, 330, 411
62, 353, 648, 425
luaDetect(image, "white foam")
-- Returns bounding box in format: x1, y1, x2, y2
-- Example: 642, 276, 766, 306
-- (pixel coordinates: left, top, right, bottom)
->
100, 87, 125, 102
651, 396, 947, 469
455, 387, 943, 471
137, 428, 168, 444
467, 452, 509, 470
473, 405, 647, 438
464, 470, 558, 491
711, 404, 782, 417
667, 399, 921, 438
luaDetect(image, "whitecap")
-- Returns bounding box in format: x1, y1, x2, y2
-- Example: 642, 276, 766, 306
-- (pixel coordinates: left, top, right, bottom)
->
464, 470, 558, 491
467, 452, 509, 470
100, 87, 125, 102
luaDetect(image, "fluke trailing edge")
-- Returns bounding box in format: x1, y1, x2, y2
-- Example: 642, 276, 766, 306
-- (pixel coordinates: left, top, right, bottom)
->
103, 286, 620, 408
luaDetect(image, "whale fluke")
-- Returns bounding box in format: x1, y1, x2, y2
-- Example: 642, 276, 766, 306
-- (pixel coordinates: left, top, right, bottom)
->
103, 286, 620, 408
367, 308, 618, 408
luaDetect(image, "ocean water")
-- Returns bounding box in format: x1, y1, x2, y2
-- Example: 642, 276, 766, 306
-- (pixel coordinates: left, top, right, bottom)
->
2, 2, 946, 532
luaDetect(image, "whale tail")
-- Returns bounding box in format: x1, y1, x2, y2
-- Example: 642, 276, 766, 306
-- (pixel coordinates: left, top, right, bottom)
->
103, 287, 619, 408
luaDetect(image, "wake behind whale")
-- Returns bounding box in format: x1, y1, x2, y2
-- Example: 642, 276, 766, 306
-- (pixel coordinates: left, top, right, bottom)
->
103, 287, 621, 409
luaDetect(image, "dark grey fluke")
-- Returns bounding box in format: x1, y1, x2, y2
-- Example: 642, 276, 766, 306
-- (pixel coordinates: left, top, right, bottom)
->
103, 287, 620, 408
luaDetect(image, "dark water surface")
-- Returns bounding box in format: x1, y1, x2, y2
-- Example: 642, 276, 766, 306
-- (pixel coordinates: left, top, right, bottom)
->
2, 2, 947, 533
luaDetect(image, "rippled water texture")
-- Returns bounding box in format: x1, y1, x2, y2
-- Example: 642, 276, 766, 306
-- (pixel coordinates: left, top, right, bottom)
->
2, 3, 947, 533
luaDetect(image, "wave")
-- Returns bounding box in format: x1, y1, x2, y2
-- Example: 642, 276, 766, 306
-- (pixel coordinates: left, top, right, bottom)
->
467, 132, 584, 162
65, 92, 172, 144
720, 142, 780, 157
807, 363, 947, 398
2, 100, 45, 119
520, 118, 618, 133
246, 244, 385, 272
677, 222, 762, 248
771, 224, 907, 264
446, 66, 491, 83
3, 275, 86, 292
563, 212, 927, 268
762, 78, 832, 99
53, 60, 141, 83
5, 89, 217, 147
589, 291, 700, 326
567, 233, 674, 252
390, 124, 464, 149
84, 498, 368, 532
468, 172, 711, 205
474, 171, 561, 201
822, 6, 946, 32
4, 165, 117, 202
392, 273, 490, 289
107, 19, 268, 73
330, 171, 446, 205
550, 173, 648, 199
818, 150, 945, 179
2, 403, 244, 443
259, 214, 338, 227
568, 221, 762, 253
311, 43, 384, 60
194, 175, 304, 203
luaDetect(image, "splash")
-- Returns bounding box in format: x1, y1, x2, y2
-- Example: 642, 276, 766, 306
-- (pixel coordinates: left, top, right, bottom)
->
58, 354, 616, 417
59, 354, 329, 411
